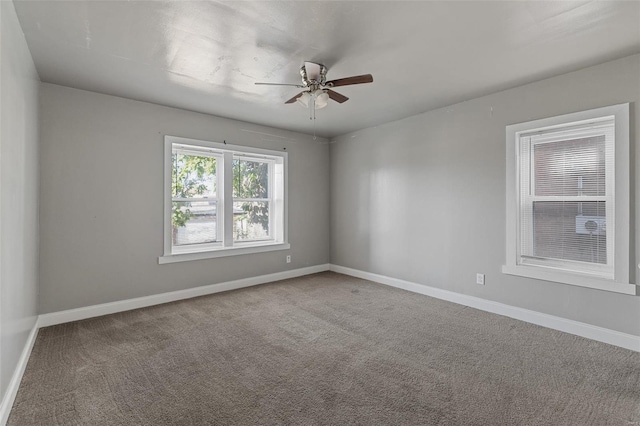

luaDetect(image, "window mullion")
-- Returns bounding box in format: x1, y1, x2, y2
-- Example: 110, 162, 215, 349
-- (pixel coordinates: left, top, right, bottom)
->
222, 151, 234, 247
172, 197, 218, 202
233, 198, 270, 202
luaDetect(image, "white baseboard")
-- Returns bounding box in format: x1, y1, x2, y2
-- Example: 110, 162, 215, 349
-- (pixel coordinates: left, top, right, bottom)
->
0, 321, 39, 426
38, 264, 330, 327
329, 264, 640, 352
5, 261, 636, 426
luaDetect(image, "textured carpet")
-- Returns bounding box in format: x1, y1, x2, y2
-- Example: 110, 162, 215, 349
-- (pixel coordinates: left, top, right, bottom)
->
8, 272, 640, 425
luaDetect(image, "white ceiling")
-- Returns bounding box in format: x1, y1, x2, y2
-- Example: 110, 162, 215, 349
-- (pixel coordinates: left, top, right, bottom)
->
13, 1, 640, 138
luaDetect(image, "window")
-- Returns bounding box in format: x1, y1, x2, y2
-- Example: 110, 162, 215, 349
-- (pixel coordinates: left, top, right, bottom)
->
503, 104, 634, 295
160, 136, 288, 263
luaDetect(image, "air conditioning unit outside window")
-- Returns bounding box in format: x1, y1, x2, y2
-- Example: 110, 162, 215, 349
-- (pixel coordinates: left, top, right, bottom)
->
575, 215, 606, 236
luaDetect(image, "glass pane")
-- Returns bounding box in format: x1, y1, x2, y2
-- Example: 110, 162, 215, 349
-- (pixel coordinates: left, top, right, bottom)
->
172, 153, 217, 198
533, 136, 606, 196
233, 159, 269, 199
233, 201, 270, 241
532, 201, 606, 264
172, 201, 217, 246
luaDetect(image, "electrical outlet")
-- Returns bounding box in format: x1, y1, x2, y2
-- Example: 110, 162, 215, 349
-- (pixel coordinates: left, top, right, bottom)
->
476, 273, 485, 285
286, 255, 291, 263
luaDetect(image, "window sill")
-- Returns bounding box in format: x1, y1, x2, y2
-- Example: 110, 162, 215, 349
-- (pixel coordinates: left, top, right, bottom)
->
502, 264, 637, 295
159, 242, 290, 264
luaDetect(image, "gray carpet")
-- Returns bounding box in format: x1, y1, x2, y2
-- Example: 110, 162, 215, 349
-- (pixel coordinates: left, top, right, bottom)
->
8, 272, 640, 425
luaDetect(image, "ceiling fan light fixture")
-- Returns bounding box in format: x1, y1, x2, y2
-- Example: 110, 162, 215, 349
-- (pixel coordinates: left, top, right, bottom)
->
296, 92, 311, 107
314, 90, 329, 109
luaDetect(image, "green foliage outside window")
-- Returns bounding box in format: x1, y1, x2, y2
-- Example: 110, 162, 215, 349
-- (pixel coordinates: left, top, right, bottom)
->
172, 153, 270, 240
233, 159, 269, 239
171, 153, 217, 231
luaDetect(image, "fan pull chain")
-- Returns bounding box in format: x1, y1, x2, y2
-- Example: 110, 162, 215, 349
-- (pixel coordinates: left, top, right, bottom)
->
310, 96, 317, 140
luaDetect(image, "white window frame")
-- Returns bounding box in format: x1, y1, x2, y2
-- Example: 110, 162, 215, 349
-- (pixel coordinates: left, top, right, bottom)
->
170, 146, 223, 253
159, 136, 289, 264
232, 154, 276, 244
502, 104, 635, 295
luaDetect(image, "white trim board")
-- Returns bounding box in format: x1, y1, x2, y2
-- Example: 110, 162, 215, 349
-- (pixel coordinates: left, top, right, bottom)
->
38, 264, 330, 327
329, 264, 640, 352
0, 322, 38, 426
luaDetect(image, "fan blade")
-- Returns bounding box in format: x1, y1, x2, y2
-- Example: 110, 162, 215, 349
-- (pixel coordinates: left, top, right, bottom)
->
326, 89, 349, 103
284, 92, 305, 104
326, 74, 373, 87
255, 82, 305, 88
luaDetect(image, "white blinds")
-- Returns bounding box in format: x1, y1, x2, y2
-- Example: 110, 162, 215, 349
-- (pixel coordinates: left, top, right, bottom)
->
518, 118, 615, 276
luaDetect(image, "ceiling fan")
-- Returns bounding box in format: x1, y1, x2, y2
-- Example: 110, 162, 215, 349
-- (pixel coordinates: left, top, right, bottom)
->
255, 61, 373, 109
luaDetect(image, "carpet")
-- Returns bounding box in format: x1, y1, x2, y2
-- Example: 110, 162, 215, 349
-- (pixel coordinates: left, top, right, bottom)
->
8, 272, 640, 425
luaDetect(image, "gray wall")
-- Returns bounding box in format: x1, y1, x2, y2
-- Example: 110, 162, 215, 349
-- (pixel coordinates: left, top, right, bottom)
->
0, 0, 40, 401
330, 54, 640, 336
39, 83, 330, 313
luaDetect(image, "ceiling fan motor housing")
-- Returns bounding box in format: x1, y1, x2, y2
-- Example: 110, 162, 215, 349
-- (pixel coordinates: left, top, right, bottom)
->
300, 62, 328, 87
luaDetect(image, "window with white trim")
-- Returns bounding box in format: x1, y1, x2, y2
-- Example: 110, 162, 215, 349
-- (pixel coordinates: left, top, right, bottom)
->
503, 104, 634, 295
161, 136, 288, 263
